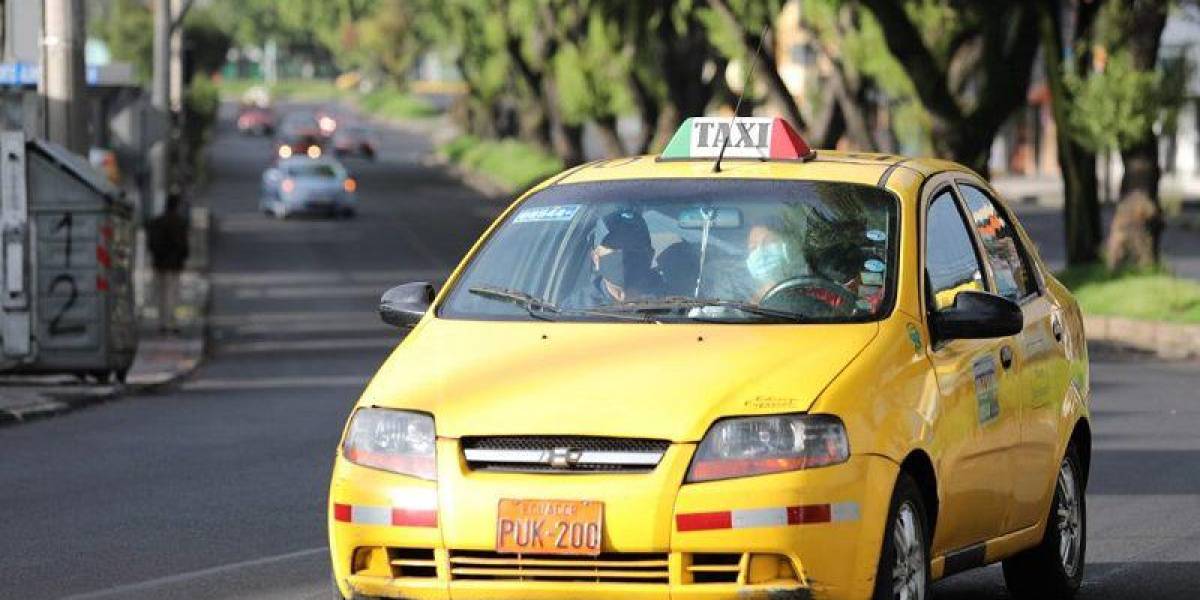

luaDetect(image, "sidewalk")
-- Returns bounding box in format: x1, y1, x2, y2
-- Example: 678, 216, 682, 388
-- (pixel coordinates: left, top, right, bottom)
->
0, 207, 211, 426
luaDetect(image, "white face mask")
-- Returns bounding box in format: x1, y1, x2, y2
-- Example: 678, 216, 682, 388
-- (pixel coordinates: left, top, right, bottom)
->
746, 242, 789, 284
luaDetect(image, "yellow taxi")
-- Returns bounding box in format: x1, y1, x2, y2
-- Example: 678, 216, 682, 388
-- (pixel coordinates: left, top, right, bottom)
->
328, 117, 1091, 600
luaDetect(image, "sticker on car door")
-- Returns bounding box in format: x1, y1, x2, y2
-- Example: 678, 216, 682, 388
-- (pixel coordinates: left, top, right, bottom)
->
973, 356, 1000, 424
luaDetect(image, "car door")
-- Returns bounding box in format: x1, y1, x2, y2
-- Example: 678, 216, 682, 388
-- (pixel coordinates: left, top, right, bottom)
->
922, 182, 1022, 552
956, 181, 1068, 531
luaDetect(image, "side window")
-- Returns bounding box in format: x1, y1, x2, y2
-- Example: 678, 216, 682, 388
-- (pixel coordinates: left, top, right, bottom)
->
958, 184, 1038, 302
926, 190, 985, 311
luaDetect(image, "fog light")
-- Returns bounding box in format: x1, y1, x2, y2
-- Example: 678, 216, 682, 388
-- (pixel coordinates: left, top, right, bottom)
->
351, 547, 391, 576
747, 553, 799, 585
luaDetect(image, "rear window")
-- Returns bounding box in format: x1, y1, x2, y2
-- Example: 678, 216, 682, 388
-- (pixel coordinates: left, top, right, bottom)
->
286, 164, 338, 178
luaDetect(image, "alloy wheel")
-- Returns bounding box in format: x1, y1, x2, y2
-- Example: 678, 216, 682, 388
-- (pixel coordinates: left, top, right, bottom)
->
1056, 459, 1083, 578
891, 501, 927, 600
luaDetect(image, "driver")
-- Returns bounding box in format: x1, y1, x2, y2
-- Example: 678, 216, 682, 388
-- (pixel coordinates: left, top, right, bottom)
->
745, 221, 801, 302
566, 209, 662, 307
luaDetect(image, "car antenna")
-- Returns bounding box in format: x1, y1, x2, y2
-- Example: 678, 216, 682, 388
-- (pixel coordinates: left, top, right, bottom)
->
714, 24, 769, 174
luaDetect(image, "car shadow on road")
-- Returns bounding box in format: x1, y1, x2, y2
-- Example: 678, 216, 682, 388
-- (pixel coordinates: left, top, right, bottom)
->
933, 562, 1200, 599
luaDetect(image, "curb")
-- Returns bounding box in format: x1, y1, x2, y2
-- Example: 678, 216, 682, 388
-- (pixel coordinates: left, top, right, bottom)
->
1085, 315, 1200, 360
0, 385, 119, 426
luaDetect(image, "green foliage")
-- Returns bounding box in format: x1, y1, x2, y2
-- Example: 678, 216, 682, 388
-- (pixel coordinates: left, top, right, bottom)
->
359, 87, 438, 119
441, 135, 564, 193
1063, 0, 1186, 154
183, 74, 221, 177
553, 11, 634, 125
89, 0, 153, 82
1065, 51, 1166, 153
1056, 264, 1200, 323
802, 0, 931, 152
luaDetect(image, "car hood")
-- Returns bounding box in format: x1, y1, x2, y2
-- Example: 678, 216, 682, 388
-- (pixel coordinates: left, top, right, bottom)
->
361, 319, 879, 442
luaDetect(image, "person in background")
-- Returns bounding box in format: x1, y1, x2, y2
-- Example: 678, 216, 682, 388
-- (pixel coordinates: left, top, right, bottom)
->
146, 191, 190, 335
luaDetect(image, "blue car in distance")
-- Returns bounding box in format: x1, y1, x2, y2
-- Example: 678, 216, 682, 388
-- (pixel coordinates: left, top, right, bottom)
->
260, 157, 358, 218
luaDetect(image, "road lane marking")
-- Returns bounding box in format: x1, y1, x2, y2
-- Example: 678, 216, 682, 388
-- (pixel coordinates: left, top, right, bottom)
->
221, 336, 397, 354
234, 284, 394, 299
181, 375, 366, 392
230, 320, 389, 336
210, 311, 371, 326
211, 269, 448, 286
59, 546, 326, 600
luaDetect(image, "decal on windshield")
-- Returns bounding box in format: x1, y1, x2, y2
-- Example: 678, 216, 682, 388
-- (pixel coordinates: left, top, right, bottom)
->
513, 205, 581, 224
866, 229, 887, 242
864, 259, 886, 273
973, 356, 1000, 424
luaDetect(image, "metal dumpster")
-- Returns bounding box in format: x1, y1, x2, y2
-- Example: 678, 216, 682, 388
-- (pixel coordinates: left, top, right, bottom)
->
1, 132, 136, 381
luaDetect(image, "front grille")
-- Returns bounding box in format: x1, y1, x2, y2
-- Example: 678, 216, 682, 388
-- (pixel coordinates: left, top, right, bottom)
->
461, 436, 670, 473
686, 553, 742, 583
448, 550, 669, 583
389, 548, 437, 578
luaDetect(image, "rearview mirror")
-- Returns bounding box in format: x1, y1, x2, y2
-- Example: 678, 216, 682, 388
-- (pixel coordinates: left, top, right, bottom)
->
380, 282, 436, 328
930, 291, 1023, 343
678, 207, 743, 230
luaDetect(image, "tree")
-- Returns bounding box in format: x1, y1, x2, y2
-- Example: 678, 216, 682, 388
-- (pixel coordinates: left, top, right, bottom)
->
1090, 1, 1173, 269
858, 0, 1041, 176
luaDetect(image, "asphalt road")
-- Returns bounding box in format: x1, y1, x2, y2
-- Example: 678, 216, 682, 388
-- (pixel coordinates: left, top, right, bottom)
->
1, 107, 1199, 600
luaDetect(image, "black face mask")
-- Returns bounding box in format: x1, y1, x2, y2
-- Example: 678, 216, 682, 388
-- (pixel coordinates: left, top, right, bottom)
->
597, 249, 650, 289
597, 250, 628, 287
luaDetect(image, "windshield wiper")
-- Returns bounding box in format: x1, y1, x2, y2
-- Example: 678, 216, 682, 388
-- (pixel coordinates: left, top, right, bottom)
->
592, 297, 811, 323
467, 286, 648, 322
468, 286, 560, 321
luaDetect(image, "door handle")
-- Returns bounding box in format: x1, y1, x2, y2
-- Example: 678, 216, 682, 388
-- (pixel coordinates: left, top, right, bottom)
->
999, 346, 1014, 370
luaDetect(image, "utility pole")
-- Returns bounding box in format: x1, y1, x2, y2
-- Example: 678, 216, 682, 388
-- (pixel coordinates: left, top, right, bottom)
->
169, 0, 186, 188
150, 0, 170, 216
40, 0, 87, 154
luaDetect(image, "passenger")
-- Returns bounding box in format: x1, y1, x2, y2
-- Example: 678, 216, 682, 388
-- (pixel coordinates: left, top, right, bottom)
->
566, 210, 662, 307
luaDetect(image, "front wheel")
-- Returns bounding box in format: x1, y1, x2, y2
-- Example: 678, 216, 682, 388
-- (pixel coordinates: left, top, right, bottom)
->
1002, 446, 1086, 599
873, 472, 930, 600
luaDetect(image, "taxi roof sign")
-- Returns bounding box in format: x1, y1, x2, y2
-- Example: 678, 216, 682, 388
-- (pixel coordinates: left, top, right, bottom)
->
660, 117, 814, 161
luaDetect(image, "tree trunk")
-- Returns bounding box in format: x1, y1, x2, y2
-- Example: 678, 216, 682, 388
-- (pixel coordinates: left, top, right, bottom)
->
1106, 139, 1163, 269
1038, 1, 1102, 265
628, 71, 660, 154
1104, 1, 1168, 269
542, 73, 585, 166
594, 114, 626, 158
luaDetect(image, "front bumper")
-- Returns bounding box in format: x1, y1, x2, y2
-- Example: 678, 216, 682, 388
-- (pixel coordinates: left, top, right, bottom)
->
329, 441, 898, 600
281, 192, 355, 214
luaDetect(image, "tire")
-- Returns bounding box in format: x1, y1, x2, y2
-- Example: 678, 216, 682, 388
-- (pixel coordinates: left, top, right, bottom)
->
873, 472, 931, 600
1002, 446, 1086, 599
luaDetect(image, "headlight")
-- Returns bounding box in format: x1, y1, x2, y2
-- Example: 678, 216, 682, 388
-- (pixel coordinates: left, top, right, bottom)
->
342, 408, 436, 480
686, 414, 849, 483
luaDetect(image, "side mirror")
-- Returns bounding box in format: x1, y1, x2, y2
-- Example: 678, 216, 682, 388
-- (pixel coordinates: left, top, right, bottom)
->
380, 282, 436, 328
930, 291, 1023, 343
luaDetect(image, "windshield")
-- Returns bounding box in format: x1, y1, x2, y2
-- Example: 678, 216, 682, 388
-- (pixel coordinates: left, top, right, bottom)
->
441, 179, 897, 324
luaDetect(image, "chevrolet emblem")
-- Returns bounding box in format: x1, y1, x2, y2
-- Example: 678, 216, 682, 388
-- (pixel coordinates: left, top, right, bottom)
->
547, 447, 583, 468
